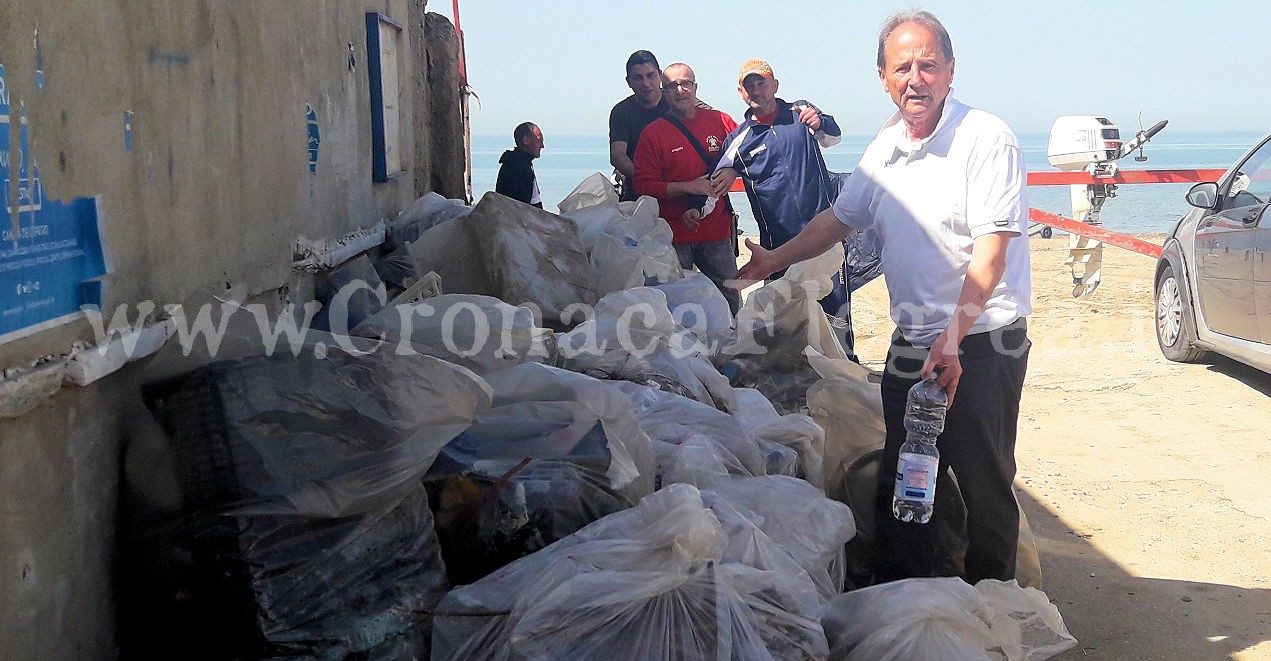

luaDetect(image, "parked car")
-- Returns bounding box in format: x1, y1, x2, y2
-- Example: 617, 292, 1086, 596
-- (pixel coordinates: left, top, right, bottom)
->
1154, 132, 1271, 373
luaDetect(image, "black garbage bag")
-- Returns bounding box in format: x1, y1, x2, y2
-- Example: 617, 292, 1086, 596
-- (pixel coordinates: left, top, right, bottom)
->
129, 348, 490, 659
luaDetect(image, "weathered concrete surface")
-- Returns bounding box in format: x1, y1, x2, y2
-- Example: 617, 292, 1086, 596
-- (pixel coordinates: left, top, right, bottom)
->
425, 11, 466, 200
0, 378, 129, 659
0, 1, 466, 658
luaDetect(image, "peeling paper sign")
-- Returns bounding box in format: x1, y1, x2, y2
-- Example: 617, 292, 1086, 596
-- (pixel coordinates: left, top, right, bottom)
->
306, 103, 319, 174
0, 63, 108, 341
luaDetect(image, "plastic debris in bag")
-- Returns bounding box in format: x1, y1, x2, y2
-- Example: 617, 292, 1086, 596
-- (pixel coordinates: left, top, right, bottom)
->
136, 346, 492, 659
733, 387, 825, 488
351, 293, 554, 375
821, 577, 1076, 661
724, 243, 849, 412
704, 475, 856, 603
806, 348, 885, 504
313, 254, 387, 334
406, 192, 598, 331
431, 484, 829, 660
614, 381, 768, 487
387, 191, 473, 251
557, 288, 735, 409
559, 173, 685, 296
423, 364, 656, 584
653, 271, 736, 360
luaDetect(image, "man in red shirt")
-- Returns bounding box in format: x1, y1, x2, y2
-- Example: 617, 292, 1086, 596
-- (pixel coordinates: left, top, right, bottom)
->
634, 63, 741, 313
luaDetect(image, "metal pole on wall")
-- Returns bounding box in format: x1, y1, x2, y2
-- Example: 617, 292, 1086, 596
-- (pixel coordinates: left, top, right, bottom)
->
452, 0, 473, 204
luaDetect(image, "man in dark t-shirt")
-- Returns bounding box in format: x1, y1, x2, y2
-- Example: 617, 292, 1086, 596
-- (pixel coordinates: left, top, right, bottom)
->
608, 50, 665, 201
608, 50, 713, 201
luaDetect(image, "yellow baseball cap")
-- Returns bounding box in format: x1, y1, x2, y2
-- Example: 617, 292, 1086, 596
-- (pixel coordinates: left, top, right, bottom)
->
738, 59, 774, 84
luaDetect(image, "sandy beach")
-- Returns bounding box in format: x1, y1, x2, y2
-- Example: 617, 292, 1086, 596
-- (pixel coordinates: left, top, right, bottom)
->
743, 232, 1271, 659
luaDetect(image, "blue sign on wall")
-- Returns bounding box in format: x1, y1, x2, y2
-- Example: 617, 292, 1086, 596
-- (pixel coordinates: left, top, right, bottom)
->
0, 64, 108, 340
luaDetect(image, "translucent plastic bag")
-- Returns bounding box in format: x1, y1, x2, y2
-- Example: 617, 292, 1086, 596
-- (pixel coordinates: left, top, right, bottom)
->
424, 364, 656, 583
806, 356, 886, 504
557, 288, 733, 409
136, 347, 492, 658
560, 174, 683, 294
976, 579, 1078, 659
432, 484, 829, 660
822, 577, 1076, 661
653, 271, 736, 359
387, 191, 473, 251
615, 381, 767, 485
351, 293, 554, 375
724, 244, 849, 411
314, 254, 387, 334
733, 387, 826, 489
406, 192, 598, 330
705, 475, 856, 603
557, 172, 622, 240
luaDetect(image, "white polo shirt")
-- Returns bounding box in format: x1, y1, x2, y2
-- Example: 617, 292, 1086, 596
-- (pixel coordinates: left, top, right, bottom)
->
832, 97, 1032, 347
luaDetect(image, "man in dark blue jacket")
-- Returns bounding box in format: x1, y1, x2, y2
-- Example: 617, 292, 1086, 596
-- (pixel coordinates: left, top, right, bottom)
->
496, 122, 545, 208
715, 59, 875, 357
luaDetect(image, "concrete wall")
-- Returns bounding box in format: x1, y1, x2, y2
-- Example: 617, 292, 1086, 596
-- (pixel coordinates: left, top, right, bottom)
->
0, 1, 463, 657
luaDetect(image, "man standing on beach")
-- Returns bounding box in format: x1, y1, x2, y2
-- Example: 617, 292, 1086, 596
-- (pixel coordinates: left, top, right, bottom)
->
609, 50, 667, 201
713, 58, 862, 357
634, 63, 740, 313
495, 122, 545, 208
736, 10, 1032, 584
609, 50, 715, 202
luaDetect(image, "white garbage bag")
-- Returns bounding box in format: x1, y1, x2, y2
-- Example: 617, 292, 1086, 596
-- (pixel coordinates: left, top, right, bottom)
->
615, 381, 767, 485
406, 192, 598, 330
351, 294, 554, 375
557, 288, 733, 409
387, 191, 472, 250
822, 577, 1076, 661
733, 387, 826, 489
653, 271, 736, 359
704, 475, 856, 603
724, 243, 849, 411
432, 484, 829, 660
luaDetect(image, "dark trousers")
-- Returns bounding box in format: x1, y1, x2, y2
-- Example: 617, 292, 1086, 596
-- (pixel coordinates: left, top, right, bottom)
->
874, 319, 1030, 583
675, 240, 742, 315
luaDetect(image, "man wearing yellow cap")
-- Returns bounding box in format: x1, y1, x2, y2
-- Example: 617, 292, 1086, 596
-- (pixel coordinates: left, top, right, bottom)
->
715, 59, 871, 357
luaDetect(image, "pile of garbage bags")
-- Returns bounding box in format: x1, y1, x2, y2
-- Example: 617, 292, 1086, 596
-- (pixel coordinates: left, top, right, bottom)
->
120, 178, 1073, 660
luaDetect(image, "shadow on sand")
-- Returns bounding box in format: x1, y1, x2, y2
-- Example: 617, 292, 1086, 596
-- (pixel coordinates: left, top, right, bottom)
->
1020, 486, 1270, 660
1202, 354, 1271, 397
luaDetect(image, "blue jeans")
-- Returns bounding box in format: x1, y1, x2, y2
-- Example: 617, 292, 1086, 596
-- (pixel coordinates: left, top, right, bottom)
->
675, 240, 741, 315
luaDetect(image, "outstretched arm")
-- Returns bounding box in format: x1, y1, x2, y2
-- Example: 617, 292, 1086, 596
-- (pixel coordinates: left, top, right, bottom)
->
735, 207, 854, 287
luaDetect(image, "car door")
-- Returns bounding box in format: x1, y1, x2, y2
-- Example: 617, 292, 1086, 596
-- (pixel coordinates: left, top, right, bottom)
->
1195, 140, 1271, 342
1195, 207, 1258, 340
1255, 206, 1271, 343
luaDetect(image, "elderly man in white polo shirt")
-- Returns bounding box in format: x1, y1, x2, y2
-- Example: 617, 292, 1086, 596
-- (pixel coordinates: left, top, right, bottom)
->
736, 9, 1031, 585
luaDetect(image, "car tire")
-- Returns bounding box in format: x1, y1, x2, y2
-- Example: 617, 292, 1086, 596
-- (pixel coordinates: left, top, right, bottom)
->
1155, 263, 1207, 363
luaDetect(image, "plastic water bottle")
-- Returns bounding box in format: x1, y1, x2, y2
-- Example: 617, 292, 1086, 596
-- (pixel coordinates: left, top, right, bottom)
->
892, 377, 949, 524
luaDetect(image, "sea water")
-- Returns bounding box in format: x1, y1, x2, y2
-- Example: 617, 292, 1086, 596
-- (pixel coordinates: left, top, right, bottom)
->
470, 130, 1264, 236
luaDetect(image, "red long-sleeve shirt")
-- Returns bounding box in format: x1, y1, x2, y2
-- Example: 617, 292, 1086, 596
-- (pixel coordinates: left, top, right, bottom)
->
633, 109, 738, 243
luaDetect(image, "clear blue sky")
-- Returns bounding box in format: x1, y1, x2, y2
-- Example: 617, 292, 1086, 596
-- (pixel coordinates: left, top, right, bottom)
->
454, 0, 1269, 139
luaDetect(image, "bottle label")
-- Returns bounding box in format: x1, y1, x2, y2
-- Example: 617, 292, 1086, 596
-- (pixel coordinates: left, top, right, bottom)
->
894, 452, 938, 504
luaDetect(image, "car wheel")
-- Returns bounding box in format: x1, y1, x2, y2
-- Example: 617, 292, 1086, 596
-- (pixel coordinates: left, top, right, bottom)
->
1155, 264, 1207, 363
